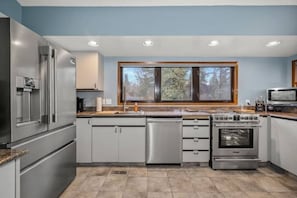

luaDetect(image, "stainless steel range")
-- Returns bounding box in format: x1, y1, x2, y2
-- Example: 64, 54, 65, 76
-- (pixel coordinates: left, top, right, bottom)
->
211, 113, 260, 170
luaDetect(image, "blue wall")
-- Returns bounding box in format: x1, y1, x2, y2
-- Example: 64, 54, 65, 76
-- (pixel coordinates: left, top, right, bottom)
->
0, 0, 22, 22
22, 6, 297, 36
0, 1, 295, 106
103, 57, 288, 105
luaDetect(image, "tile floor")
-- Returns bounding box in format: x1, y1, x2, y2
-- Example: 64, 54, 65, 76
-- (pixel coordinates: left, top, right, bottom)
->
60, 166, 297, 198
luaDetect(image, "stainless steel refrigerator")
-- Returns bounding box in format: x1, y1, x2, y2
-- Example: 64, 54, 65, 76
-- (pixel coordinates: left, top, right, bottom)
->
0, 18, 76, 198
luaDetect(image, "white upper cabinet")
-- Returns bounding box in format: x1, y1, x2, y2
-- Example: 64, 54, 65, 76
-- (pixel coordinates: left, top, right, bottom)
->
73, 52, 104, 90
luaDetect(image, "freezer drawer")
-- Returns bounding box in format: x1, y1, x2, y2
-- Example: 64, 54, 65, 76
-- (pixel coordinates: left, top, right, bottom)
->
21, 141, 76, 198
183, 151, 210, 162
13, 125, 76, 170
183, 139, 210, 150
183, 126, 210, 138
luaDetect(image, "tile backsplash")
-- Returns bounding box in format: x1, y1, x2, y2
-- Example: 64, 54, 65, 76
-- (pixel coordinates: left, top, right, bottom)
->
77, 91, 104, 107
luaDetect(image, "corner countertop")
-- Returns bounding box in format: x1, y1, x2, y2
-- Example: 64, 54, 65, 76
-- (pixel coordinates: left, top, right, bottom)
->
77, 110, 297, 121
0, 149, 27, 166
259, 112, 297, 121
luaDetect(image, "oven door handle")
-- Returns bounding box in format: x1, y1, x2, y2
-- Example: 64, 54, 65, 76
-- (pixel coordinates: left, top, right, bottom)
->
214, 158, 260, 162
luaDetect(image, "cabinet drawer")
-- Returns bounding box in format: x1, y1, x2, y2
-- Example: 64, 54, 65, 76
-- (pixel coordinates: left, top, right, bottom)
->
183, 139, 209, 150
183, 126, 209, 138
183, 119, 209, 126
183, 151, 210, 162
92, 118, 146, 126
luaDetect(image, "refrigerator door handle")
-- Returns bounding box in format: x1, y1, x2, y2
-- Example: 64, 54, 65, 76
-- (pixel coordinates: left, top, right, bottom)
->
52, 49, 58, 123
39, 46, 51, 124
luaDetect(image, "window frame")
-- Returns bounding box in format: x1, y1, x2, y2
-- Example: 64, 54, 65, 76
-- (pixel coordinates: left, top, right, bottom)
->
118, 61, 238, 105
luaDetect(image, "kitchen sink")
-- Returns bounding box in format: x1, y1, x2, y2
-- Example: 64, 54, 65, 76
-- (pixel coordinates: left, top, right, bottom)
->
113, 111, 144, 115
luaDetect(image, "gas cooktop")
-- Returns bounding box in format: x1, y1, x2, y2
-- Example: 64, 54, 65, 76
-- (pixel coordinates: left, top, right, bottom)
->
212, 113, 259, 122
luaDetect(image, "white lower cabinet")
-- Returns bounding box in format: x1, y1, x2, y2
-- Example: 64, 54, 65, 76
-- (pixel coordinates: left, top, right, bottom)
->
259, 116, 268, 162
118, 127, 145, 162
182, 117, 210, 163
91, 118, 146, 163
271, 117, 297, 175
92, 127, 118, 162
0, 159, 20, 198
76, 118, 92, 163
183, 151, 209, 162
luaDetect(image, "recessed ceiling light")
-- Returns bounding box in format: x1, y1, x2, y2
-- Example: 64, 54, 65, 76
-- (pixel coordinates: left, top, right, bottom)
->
266, 40, 280, 47
88, 41, 99, 47
208, 40, 219, 47
143, 40, 153, 47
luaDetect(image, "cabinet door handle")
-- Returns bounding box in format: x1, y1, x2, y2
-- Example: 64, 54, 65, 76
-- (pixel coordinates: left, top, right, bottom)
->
119, 128, 122, 133
94, 83, 97, 89
115, 127, 117, 133
88, 119, 91, 125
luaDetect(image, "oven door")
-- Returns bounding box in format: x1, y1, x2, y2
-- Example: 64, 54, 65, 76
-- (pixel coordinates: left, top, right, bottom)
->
212, 125, 259, 156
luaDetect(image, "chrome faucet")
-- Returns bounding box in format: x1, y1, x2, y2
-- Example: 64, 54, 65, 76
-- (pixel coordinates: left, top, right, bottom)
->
123, 85, 128, 112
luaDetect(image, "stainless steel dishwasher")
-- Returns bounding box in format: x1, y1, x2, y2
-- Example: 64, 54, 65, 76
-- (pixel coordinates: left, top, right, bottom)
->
146, 117, 182, 164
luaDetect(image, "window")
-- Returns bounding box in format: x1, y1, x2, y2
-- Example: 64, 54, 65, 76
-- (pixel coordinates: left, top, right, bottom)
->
199, 67, 232, 101
292, 60, 297, 87
122, 67, 155, 101
161, 68, 192, 101
118, 62, 238, 104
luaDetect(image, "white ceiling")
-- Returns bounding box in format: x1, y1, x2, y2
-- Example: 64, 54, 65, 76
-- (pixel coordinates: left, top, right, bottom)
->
17, 0, 297, 7
45, 36, 297, 57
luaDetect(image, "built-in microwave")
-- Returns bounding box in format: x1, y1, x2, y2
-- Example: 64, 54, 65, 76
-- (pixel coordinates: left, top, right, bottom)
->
267, 88, 297, 105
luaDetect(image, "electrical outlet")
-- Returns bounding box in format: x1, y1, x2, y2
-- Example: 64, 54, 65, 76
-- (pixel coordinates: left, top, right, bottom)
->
245, 99, 251, 105
106, 98, 112, 105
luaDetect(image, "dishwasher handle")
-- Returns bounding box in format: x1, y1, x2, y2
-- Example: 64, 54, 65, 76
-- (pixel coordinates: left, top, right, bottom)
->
147, 118, 182, 123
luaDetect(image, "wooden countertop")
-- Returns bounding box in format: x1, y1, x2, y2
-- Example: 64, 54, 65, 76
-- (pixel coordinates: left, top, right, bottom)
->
0, 149, 27, 166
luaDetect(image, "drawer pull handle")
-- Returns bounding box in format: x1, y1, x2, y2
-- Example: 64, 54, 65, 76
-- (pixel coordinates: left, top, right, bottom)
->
193, 151, 199, 155
193, 138, 199, 142
193, 126, 199, 130
193, 119, 198, 123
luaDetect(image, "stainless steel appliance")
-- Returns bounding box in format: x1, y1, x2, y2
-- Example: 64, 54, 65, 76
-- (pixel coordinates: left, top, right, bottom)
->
211, 113, 260, 169
146, 117, 182, 164
267, 87, 297, 105
0, 18, 76, 198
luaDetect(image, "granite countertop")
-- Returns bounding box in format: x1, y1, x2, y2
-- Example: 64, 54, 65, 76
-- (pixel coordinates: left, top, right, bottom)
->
77, 110, 211, 118
260, 112, 297, 121
0, 149, 27, 166
77, 110, 297, 121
